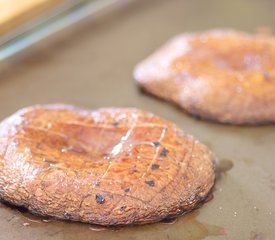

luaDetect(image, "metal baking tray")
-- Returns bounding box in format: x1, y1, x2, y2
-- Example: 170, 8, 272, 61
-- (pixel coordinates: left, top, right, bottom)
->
0, 0, 274, 239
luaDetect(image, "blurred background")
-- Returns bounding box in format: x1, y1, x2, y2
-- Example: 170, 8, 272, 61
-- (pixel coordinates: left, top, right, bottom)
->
0, 0, 274, 114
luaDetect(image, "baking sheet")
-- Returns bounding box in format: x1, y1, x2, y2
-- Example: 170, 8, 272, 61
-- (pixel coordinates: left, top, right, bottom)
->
0, 0, 275, 239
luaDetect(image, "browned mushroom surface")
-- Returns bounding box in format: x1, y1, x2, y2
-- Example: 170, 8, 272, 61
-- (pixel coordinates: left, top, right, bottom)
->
134, 30, 275, 125
0, 105, 215, 225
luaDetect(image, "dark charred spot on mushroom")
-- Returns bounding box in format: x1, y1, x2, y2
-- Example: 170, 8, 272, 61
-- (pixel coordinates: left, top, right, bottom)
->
120, 206, 127, 212
112, 122, 119, 127
95, 193, 105, 204
124, 188, 131, 193
153, 141, 160, 147
159, 148, 169, 158
151, 164, 160, 170
182, 174, 189, 180
145, 180, 155, 187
